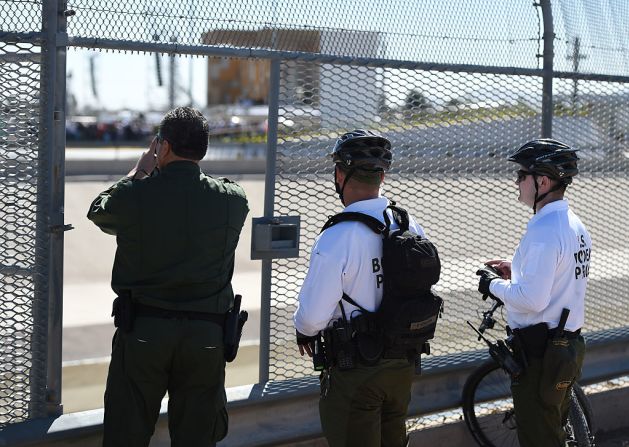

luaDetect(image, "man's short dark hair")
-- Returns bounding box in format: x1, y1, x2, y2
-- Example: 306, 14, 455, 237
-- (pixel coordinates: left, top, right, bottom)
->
158, 107, 209, 160
336, 164, 383, 186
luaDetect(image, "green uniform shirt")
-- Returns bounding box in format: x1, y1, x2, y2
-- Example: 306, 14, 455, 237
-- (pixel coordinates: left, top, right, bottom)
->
87, 160, 249, 314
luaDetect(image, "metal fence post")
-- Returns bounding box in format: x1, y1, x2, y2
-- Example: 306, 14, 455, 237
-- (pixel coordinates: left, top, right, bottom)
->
45, 0, 69, 417
540, 0, 554, 138
259, 58, 281, 383
32, 0, 60, 419
34, 0, 68, 418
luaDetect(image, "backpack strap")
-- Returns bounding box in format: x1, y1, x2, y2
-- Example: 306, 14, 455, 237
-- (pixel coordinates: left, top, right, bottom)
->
322, 212, 387, 319
321, 212, 387, 234
384, 205, 410, 232
340, 293, 369, 314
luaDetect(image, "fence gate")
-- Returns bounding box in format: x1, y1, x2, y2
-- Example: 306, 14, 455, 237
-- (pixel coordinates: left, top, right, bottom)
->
1, 0, 67, 426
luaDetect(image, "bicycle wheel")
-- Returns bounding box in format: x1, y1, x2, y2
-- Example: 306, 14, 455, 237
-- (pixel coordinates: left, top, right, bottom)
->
463, 359, 518, 447
566, 384, 596, 447
462, 361, 596, 447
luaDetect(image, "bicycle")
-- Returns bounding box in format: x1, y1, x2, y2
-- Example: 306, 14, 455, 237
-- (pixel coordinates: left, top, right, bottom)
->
462, 294, 596, 447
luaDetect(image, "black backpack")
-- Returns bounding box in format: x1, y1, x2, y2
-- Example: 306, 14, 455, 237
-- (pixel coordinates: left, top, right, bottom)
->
321, 205, 443, 363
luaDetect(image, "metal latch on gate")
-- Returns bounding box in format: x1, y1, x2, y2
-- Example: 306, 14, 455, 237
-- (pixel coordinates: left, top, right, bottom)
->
49, 224, 74, 234
251, 216, 300, 260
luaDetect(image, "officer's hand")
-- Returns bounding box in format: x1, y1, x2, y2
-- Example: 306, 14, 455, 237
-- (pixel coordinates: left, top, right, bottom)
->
485, 259, 512, 279
476, 267, 503, 304
296, 330, 316, 357
128, 137, 158, 179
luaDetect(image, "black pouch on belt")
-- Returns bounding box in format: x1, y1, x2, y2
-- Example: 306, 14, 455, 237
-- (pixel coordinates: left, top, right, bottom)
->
352, 312, 384, 366
540, 308, 579, 406
513, 321, 549, 361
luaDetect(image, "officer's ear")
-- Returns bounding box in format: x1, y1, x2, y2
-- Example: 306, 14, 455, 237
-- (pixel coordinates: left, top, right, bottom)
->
537, 174, 553, 191
156, 138, 173, 167
158, 138, 172, 159
335, 165, 346, 183
162, 139, 173, 156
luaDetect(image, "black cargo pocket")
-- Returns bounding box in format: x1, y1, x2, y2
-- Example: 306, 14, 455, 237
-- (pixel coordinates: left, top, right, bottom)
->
539, 338, 578, 406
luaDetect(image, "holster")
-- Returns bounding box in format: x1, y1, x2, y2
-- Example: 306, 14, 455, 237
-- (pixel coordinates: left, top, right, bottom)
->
111, 290, 135, 333
539, 309, 579, 406
223, 294, 248, 363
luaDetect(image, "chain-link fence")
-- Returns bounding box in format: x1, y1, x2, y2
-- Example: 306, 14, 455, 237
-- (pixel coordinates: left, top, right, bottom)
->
0, 38, 48, 427
269, 60, 629, 380
553, 0, 629, 77
1, 0, 628, 428
64, 0, 542, 68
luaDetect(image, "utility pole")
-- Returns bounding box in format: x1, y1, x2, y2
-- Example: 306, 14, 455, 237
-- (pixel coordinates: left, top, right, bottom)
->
566, 37, 587, 113
89, 54, 98, 99
169, 36, 177, 110
153, 34, 163, 87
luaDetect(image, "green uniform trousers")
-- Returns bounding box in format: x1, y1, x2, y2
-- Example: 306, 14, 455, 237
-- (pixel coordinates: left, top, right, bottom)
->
511, 336, 586, 447
102, 317, 227, 447
319, 359, 414, 447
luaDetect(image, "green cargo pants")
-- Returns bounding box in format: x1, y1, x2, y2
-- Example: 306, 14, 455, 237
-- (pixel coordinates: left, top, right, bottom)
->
102, 317, 228, 447
319, 359, 414, 447
511, 336, 586, 447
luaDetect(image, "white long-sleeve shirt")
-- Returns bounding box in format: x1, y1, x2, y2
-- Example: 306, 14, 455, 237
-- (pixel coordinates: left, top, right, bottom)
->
294, 197, 425, 337
489, 199, 591, 331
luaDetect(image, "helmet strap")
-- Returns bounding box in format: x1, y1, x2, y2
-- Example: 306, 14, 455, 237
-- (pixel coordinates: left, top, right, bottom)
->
532, 175, 540, 214
334, 166, 357, 206
532, 175, 565, 214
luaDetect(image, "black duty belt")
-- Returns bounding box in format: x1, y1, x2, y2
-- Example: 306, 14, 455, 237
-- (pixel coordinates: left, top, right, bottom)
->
548, 328, 581, 339
135, 303, 225, 326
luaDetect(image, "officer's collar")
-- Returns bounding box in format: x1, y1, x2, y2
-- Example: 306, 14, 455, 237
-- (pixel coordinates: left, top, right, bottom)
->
343, 196, 388, 213
161, 160, 201, 174
529, 198, 569, 225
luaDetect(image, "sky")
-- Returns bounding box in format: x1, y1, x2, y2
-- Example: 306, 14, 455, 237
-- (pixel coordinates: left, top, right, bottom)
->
66, 50, 208, 112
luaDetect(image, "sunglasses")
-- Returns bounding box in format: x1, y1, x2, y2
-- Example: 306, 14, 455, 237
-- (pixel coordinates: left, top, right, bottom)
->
516, 169, 533, 183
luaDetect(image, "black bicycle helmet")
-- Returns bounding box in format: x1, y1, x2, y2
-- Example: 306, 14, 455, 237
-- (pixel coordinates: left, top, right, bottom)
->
508, 138, 579, 182
331, 129, 392, 172
509, 139, 579, 213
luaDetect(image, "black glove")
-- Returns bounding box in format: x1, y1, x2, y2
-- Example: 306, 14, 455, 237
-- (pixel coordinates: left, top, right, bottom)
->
476, 267, 503, 304
296, 330, 317, 347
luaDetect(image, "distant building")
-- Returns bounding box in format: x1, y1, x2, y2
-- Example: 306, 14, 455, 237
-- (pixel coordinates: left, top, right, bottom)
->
202, 29, 320, 106
205, 57, 270, 106
202, 28, 384, 127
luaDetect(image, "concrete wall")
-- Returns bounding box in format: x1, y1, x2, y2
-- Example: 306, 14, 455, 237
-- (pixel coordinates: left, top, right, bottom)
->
4, 379, 629, 447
